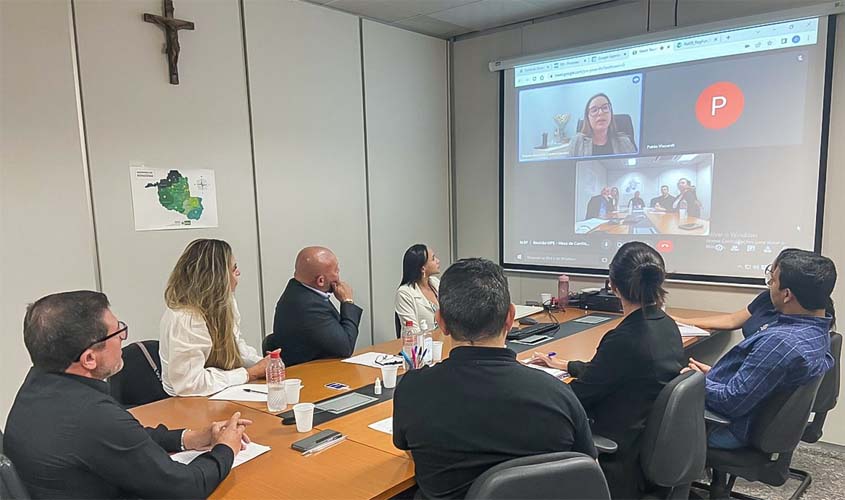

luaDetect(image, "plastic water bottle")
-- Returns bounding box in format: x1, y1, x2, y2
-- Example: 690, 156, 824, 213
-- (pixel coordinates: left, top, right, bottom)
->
679, 199, 688, 222
266, 351, 287, 413
419, 319, 434, 366
401, 320, 421, 369
558, 274, 570, 308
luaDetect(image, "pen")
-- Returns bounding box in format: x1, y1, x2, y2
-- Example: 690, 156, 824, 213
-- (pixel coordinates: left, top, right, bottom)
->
400, 351, 413, 367
243, 388, 267, 394
548, 352, 556, 357
302, 435, 346, 456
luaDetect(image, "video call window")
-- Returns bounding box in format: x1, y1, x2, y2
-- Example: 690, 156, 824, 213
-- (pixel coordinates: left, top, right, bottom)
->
518, 73, 643, 162
574, 154, 714, 236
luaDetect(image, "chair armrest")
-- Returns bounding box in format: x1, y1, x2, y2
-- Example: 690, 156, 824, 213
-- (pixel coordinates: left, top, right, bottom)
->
704, 409, 731, 427
592, 434, 618, 455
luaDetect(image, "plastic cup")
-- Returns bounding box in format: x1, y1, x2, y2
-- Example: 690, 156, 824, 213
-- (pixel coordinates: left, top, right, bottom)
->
293, 403, 315, 432
381, 365, 399, 389
431, 341, 444, 362
284, 379, 302, 405
540, 293, 552, 306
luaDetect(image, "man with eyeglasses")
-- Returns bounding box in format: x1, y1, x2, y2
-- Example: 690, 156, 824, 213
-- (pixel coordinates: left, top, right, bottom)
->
5, 291, 250, 499
683, 250, 836, 449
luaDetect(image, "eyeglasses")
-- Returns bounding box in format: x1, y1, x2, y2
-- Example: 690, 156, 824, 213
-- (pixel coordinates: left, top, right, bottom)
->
764, 264, 773, 287
75, 321, 129, 361
375, 354, 404, 366
588, 103, 611, 116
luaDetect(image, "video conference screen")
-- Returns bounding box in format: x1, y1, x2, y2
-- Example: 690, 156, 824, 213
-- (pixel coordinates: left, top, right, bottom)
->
501, 16, 832, 284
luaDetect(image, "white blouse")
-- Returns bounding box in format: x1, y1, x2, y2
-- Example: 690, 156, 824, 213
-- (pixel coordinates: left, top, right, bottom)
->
394, 276, 440, 330
159, 298, 263, 397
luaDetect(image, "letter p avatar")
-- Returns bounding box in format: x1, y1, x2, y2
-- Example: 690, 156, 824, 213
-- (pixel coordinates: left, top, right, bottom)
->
696, 82, 744, 129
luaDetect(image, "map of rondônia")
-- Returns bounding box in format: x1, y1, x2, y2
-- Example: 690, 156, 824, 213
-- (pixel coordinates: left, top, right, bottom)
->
144, 170, 204, 220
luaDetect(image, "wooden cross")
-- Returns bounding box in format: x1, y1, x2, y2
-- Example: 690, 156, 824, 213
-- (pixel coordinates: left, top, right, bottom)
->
144, 0, 195, 85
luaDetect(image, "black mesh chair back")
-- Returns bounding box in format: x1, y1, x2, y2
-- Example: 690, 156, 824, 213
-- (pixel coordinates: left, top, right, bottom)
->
802, 332, 841, 443
465, 452, 610, 500
0, 454, 29, 500
750, 375, 824, 454
640, 371, 706, 489
395, 312, 402, 339
108, 340, 169, 407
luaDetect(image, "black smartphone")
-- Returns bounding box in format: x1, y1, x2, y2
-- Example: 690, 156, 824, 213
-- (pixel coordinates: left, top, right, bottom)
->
291, 429, 343, 452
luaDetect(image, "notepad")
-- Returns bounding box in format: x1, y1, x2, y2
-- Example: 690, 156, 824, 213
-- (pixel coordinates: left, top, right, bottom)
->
522, 362, 568, 379
514, 305, 544, 319
573, 315, 612, 325
368, 417, 393, 435
209, 384, 268, 402
170, 441, 271, 468
677, 323, 710, 337
342, 352, 401, 368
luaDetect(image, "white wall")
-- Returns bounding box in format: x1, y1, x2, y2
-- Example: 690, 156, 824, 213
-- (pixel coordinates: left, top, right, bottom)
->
0, 0, 99, 428
362, 20, 451, 343
452, 0, 844, 443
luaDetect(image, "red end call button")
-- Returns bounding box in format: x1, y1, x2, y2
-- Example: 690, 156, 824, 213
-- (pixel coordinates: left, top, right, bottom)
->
656, 240, 674, 253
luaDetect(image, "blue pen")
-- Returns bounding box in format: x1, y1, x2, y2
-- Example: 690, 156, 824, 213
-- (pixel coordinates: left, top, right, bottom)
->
548, 352, 556, 357
400, 350, 413, 367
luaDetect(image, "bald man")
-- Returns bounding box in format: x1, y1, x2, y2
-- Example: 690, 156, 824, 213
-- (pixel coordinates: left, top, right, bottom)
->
264, 247, 363, 366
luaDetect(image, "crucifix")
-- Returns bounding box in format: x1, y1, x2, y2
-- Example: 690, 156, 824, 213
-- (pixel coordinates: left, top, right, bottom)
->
144, 0, 195, 85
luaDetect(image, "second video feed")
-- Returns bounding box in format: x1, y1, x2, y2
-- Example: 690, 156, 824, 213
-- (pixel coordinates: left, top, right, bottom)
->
519, 73, 643, 162
574, 153, 714, 236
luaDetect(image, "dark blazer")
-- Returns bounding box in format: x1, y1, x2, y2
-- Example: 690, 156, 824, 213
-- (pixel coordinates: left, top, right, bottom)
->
568, 306, 684, 499
585, 195, 611, 219
267, 278, 363, 366
649, 194, 675, 209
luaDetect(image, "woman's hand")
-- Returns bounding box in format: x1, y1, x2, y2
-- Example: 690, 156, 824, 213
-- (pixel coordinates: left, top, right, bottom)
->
528, 352, 570, 371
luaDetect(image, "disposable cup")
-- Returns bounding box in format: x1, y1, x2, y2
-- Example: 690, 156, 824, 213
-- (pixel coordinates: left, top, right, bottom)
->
431, 341, 444, 362
293, 403, 315, 432
284, 379, 302, 405
381, 365, 399, 389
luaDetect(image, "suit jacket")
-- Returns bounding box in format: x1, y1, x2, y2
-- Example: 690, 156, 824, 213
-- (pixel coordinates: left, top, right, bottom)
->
268, 278, 363, 366
649, 194, 675, 209
585, 195, 611, 219
568, 306, 684, 499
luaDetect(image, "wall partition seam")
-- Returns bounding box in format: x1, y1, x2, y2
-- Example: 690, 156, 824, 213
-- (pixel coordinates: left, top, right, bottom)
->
359, 18, 375, 346
238, 0, 267, 339
448, 41, 457, 263
69, 0, 103, 292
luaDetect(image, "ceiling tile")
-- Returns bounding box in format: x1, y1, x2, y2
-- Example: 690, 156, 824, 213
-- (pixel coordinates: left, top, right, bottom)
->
392, 14, 469, 38
302, 0, 335, 5
429, 0, 541, 31
521, 0, 611, 16
325, 0, 424, 22
411, 0, 482, 16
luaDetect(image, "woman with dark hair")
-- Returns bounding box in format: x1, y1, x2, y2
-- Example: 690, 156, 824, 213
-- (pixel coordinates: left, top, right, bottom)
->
570, 93, 637, 157
395, 244, 441, 333
532, 241, 684, 498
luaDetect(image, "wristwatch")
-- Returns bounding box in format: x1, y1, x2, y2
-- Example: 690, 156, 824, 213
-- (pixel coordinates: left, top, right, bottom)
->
342, 298, 354, 304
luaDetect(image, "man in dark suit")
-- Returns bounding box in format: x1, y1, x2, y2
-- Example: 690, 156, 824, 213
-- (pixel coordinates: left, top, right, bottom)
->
265, 246, 363, 366
585, 186, 612, 219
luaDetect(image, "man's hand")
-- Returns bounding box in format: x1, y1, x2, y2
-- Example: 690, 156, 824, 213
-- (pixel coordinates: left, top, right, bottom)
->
213, 412, 251, 454
184, 414, 254, 451
245, 349, 280, 381
685, 357, 711, 374
528, 352, 570, 371
333, 281, 354, 303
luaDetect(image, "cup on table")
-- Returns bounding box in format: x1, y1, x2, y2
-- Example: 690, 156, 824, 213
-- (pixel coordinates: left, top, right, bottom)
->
381, 364, 399, 389
293, 402, 315, 432
431, 341, 444, 362
284, 378, 303, 405
540, 293, 552, 306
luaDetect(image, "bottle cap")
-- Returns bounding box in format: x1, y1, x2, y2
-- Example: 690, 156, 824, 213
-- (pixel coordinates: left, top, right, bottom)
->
405, 320, 414, 326
270, 351, 281, 359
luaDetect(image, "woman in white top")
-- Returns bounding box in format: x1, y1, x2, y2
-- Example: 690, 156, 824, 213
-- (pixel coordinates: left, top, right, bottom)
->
394, 244, 441, 337
160, 239, 271, 396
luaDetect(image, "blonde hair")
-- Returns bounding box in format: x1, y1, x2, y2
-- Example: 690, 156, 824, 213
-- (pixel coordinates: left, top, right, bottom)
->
165, 239, 242, 370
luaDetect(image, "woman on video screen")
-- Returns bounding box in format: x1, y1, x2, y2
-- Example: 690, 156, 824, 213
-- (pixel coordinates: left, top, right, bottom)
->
571, 93, 637, 157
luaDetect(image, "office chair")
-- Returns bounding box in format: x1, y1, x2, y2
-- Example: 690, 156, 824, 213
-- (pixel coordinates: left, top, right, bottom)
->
703, 374, 824, 500
108, 340, 169, 407
640, 371, 707, 499
0, 454, 29, 500
395, 312, 402, 339
785, 331, 841, 498
576, 114, 637, 150
465, 452, 611, 499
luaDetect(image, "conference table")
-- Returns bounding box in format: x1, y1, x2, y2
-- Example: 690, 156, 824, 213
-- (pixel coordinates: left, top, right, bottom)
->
588, 208, 710, 236
131, 306, 724, 499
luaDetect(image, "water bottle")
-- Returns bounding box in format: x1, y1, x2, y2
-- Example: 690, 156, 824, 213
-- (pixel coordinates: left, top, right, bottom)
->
679, 199, 688, 222
401, 320, 421, 369
419, 319, 434, 366
266, 351, 287, 413
557, 274, 570, 308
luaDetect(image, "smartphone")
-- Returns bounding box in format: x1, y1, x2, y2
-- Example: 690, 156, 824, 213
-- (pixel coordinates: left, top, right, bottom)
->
291, 429, 343, 452
513, 334, 551, 346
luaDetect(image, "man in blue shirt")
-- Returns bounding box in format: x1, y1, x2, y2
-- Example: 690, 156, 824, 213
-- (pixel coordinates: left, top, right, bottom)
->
685, 249, 836, 449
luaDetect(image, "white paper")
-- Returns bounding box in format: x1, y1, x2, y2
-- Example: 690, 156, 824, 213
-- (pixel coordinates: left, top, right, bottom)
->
522, 361, 568, 379
573, 315, 612, 324
130, 166, 219, 231
209, 384, 268, 402
171, 442, 271, 468
514, 305, 544, 319
677, 323, 710, 337
341, 352, 401, 369
368, 417, 393, 435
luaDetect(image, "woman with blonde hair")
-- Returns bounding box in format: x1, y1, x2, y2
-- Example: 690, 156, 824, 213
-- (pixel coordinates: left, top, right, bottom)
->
160, 239, 270, 396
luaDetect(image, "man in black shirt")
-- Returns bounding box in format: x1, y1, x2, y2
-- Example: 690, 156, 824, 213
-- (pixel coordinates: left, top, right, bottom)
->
649, 184, 675, 210
4, 291, 249, 499
393, 259, 596, 499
